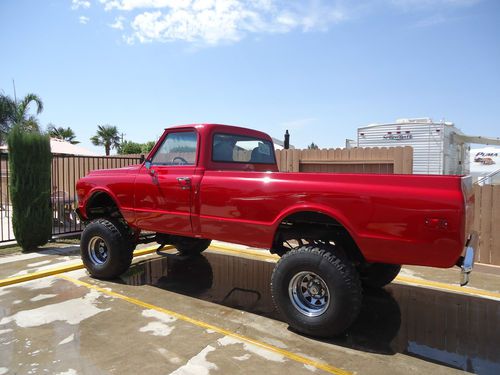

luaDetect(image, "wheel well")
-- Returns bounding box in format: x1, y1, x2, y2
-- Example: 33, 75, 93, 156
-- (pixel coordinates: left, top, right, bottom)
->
272, 211, 365, 263
85, 191, 122, 221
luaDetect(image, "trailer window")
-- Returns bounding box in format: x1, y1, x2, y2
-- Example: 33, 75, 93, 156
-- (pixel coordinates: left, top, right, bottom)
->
151, 131, 197, 166
212, 133, 275, 164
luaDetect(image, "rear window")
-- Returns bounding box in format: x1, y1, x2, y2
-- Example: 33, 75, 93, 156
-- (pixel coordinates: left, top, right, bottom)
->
212, 133, 275, 164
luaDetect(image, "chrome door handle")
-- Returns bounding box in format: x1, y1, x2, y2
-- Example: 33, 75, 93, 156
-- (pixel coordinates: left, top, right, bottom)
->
177, 177, 191, 190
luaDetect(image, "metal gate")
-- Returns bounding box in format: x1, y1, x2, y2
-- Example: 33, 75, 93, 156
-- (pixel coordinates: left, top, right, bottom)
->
0, 153, 142, 243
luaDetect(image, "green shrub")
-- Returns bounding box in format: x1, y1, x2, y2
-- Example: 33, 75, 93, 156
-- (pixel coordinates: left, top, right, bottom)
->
118, 140, 143, 154
8, 126, 52, 251
141, 141, 156, 154
118, 140, 156, 155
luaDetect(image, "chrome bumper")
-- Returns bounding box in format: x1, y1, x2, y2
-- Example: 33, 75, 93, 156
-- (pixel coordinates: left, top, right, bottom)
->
460, 232, 478, 286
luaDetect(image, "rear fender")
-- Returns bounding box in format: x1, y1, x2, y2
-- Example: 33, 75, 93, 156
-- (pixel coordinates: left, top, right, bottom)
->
272, 204, 361, 248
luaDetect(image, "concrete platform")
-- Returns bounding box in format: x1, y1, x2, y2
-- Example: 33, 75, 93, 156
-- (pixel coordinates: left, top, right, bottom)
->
1, 245, 499, 374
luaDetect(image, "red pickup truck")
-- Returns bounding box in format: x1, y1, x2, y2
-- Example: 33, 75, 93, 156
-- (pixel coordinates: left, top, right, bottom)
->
76, 123, 477, 337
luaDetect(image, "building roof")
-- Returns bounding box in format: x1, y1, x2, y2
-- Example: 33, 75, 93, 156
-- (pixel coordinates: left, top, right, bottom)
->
0, 138, 97, 156
49, 138, 97, 155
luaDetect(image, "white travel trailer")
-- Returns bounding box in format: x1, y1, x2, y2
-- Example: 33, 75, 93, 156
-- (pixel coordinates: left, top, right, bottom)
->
357, 118, 469, 175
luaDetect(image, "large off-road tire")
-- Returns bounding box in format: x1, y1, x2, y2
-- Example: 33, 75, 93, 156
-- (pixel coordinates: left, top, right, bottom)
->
271, 245, 362, 337
175, 238, 211, 256
360, 263, 401, 289
273, 238, 317, 257
81, 218, 135, 279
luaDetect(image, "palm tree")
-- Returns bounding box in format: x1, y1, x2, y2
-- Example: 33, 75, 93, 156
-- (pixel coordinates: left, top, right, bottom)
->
47, 124, 80, 144
11, 93, 43, 132
0, 94, 15, 142
0, 93, 43, 142
90, 124, 120, 155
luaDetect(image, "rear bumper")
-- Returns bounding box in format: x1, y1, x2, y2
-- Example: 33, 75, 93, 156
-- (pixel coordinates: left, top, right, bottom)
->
460, 232, 478, 286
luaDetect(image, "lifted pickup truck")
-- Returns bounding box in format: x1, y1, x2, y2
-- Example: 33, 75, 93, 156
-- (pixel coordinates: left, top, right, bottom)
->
76, 123, 477, 337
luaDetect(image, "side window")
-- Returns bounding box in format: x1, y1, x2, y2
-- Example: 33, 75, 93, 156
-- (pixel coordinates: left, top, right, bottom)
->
151, 131, 197, 166
212, 133, 275, 164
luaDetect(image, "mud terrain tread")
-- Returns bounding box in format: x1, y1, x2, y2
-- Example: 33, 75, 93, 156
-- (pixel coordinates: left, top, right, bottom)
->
81, 218, 134, 279
271, 245, 362, 337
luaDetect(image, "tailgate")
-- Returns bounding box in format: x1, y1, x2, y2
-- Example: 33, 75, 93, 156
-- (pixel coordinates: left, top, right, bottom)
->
461, 176, 475, 242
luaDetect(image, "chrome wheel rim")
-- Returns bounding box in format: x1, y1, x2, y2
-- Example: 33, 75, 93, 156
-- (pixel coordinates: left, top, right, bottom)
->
88, 236, 108, 265
288, 271, 330, 317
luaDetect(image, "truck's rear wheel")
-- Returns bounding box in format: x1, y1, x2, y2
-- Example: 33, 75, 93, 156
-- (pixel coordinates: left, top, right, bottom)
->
359, 263, 401, 288
81, 218, 134, 279
271, 245, 362, 337
275, 238, 328, 256
175, 238, 211, 256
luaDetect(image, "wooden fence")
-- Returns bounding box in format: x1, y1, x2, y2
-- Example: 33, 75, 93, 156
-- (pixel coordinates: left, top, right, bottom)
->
473, 184, 500, 265
124, 146, 415, 174
275, 146, 413, 174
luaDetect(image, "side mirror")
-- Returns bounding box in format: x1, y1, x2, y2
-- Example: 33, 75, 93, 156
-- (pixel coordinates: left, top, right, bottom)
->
145, 160, 156, 176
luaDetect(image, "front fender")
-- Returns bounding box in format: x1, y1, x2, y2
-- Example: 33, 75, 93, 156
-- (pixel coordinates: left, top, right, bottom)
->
79, 186, 122, 221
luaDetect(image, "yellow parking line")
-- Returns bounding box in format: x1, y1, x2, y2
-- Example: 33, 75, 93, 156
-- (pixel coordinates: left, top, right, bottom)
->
0, 245, 169, 287
58, 274, 351, 375
394, 275, 500, 300
135, 245, 174, 257
208, 244, 279, 261
0, 263, 85, 287
207, 245, 500, 301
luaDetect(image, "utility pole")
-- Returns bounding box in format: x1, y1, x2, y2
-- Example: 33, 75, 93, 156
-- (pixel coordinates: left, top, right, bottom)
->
12, 79, 17, 102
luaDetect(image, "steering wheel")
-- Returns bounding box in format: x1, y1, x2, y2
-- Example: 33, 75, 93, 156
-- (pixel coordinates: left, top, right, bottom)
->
172, 156, 188, 165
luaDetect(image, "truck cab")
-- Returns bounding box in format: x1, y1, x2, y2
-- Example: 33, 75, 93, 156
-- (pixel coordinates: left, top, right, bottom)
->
131, 124, 278, 236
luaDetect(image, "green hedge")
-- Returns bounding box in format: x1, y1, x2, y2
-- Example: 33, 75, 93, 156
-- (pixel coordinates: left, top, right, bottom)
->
8, 126, 52, 251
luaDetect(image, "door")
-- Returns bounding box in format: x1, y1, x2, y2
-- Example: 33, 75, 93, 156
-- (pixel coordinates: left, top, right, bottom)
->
134, 130, 198, 235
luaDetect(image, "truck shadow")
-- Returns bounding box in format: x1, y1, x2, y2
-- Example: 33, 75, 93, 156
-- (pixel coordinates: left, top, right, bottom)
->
119, 251, 500, 374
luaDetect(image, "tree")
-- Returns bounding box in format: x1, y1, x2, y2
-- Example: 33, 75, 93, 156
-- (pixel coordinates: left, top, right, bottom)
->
90, 124, 120, 155
118, 140, 142, 154
117, 140, 156, 155
141, 141, 156, 154
308, 142, 319, 150
0, 94, 15, 142
8, 126, 52, 251
0, 93, 43, 142
47, 124, 80, 144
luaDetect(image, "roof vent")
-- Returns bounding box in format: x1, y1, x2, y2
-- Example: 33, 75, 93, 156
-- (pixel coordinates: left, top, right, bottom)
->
396, 118, 432, 124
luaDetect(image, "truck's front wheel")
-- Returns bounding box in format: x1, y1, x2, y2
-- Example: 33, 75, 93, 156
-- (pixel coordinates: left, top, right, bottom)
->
81, 218, 134, 279
271, 245, 362, 337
